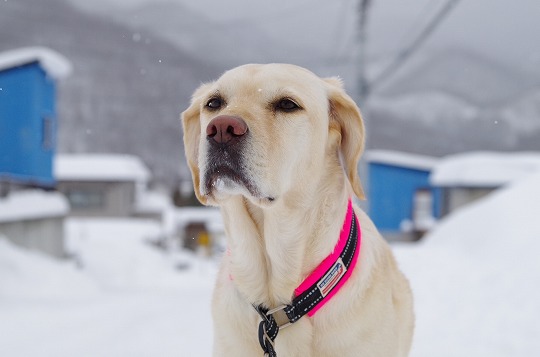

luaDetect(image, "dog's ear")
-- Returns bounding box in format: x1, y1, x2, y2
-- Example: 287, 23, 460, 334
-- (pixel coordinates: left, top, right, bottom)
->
181, 83, 213, 205
324, 77, 366, 200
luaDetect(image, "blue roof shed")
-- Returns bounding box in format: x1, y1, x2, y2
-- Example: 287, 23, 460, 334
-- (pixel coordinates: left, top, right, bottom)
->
0, 47, 71, 187
366, 150, 442, 240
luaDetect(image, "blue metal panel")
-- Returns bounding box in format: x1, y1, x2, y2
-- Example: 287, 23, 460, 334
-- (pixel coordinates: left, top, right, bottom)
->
368, 163, 441, 232
0, 62, 56, 186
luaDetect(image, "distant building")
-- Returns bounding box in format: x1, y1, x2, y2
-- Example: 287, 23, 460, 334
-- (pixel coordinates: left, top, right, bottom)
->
366, 150, 442, 241
0, 47, 72, 190
0, 47, 71, 257
174, 206, 224, 254
430, 151, 540, 215
55, 154, 151, 217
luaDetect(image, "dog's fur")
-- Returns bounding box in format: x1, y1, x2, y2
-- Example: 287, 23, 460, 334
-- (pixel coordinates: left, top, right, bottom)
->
182, 64, 414, 356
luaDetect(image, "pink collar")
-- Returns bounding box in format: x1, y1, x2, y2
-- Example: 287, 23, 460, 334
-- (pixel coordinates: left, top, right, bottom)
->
293, 198, 361, 316
255, 199, 362, 356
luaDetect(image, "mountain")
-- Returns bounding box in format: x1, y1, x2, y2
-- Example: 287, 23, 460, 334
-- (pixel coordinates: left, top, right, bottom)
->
0, 0, 222, 186
366, 48, 540, 156
64, 0, 359, 72
372, 49, 540, 107
63, 0, 540, 158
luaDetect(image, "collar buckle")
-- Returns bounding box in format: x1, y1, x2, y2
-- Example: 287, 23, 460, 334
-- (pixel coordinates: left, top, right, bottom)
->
265, 305, 293, 330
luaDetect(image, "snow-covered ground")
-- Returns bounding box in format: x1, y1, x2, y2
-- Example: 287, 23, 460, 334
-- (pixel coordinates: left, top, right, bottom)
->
395, 171, 540, 356
0, 219, 216, 357
2, 172, 540, 356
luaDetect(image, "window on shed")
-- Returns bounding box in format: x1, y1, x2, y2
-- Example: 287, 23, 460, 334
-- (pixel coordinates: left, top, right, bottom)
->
42, 116, 54, 150
66, 189, 105, 209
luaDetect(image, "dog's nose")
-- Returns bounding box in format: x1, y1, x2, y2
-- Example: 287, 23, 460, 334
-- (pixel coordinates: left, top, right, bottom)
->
206, 115, 248, 145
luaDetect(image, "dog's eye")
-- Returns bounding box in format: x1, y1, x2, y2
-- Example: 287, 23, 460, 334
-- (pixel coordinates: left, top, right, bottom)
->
206, 97, 223, 110
276, 98, 301, 112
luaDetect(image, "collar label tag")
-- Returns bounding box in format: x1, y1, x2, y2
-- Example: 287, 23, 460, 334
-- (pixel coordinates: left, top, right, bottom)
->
317, 257, 347, 297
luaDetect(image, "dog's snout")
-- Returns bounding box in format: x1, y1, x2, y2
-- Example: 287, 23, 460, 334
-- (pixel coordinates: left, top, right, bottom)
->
206, 115, 248, 145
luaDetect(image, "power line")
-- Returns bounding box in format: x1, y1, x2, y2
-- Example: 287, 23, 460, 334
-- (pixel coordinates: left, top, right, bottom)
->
367, 0, 461, 94
396, 0, 445, 52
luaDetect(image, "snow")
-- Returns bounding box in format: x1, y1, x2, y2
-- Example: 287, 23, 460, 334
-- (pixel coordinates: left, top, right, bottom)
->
65, 218, 179, 289
431, 151, 540, 187
135, 190, 177, 235
175, 206, 223, 234
0, 190, 68, 223
365, 150, 439, 171
136, 190, 171, 213
55, 154, 151, 183
0, 217, 215, 357
395, 171, 540, 356
2, 171, 540, 356
0, 237, 99, 299
0, 46, 72, 79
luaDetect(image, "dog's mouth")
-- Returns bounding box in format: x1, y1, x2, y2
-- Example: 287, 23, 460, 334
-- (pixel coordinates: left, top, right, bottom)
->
203, 165, 276, 204
202, 131, 277, 205
204, 165, 254, 195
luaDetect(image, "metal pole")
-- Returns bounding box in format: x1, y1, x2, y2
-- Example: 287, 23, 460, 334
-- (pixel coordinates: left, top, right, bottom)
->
357, 0, 371, 105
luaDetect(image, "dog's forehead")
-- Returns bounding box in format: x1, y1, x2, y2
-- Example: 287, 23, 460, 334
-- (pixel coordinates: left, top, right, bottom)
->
216, 64, 326, 97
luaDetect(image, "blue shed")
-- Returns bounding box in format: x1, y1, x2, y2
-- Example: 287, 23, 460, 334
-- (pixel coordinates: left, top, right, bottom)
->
0, 47, 71, 188
366, 150, 442, 240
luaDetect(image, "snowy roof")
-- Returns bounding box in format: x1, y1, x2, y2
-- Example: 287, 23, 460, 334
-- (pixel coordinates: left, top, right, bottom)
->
136, 191, 172, 213
175, 207, 223, 232
0, 47, 72, 79
55, 154, 151, 182
365, 150, 439, 171
430, 151, 540, 187
0, 190, 69, 223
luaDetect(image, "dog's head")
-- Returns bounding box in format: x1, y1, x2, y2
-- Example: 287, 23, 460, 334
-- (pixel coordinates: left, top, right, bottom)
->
182, 64, 365, 207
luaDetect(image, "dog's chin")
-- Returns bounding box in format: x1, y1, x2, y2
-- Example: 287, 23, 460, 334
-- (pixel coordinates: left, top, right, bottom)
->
203, 175, 277, 207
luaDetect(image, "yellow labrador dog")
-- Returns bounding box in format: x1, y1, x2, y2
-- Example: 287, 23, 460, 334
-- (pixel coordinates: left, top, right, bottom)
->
182, 64, 414, 357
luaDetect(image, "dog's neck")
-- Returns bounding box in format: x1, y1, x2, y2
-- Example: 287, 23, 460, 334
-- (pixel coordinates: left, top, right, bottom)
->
219, 162, 350, 307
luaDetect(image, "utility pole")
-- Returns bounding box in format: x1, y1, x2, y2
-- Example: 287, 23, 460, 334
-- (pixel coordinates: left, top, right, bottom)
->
357, 0, 372, 105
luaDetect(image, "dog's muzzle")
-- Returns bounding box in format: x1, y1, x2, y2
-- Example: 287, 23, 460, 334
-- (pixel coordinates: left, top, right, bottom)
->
202, 115, 258, 197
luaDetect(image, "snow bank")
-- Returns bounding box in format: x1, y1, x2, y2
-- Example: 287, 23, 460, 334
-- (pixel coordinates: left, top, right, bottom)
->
3, 171, 540, 355
0, 217, 215, 357
65, 218, 207, 290
55, 154, 151, 182
0, 190, 69, 223
395, 171, 540, 356
0, 237, 99, 299
0, 46, 72, 79
431, 151, 540, 187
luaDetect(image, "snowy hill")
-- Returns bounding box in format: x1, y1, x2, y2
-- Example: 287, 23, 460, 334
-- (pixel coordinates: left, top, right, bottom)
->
367, 46, 540, 155
374, 49, 540, 107
395, 171, 540, 356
